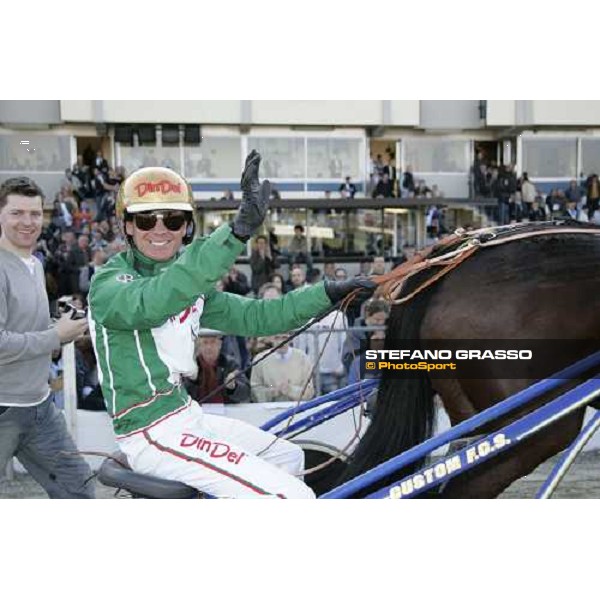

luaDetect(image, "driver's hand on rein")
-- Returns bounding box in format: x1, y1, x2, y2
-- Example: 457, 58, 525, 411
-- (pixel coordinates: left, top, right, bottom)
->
323, 277, 378, 305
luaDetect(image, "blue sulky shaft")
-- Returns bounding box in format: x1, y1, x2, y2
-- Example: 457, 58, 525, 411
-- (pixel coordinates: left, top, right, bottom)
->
366, 377, 600, 499
260, 379, 378, 432
320, 350, 600, 499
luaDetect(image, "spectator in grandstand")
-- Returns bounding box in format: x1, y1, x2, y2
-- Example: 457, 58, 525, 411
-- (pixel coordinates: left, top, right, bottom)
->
270, 272, 288, 294
307, 267, 322, 284
338, 176, 357, 199
347, 328, 385, 385
251, 334, 315, 402
54, 195, 74, 230
90, 229, 108, 253
250, 234, 275, 294
49, 348, 65, 409
509, 192, 523, 223
293, 307, 348, 395
97, 219, 115, 243
492, 163, 517, 225
184, 334, 250, 404
372, 173, 394, 198
92, 168, 119, 222
57, 230, 88, 296
247, 281, 281, 359
545, 189, 560, 217
372, 154, 385, 177
220, 189, 235, 201
72, 154, 91, 198
287, 224, 312, 268
323, 262, 337, 281
258, 282, 282, 300
564, 179, 583, 204
431, 184, 444, 198
72, 200, 93, 232
289, 265, 308, 290
383, 153, 396, 185
401, 165, 416, 198
528, 199, 548, 222
342, 299, 390, 372
560, 198, 588, 222
521, 173, 536, 219
0, 176, 93, 498
77, 234, 92, 263
585, 174, 600, 221
426, 205, 441, 238
75, 336, 105, 411
370, 256, 386, 276
359, 258, 371, 277
334, 266, 348, 281
414, 179, 432, 198
472, 151, 488, 198
94, 149, 109, 175
222, 265, 250, 296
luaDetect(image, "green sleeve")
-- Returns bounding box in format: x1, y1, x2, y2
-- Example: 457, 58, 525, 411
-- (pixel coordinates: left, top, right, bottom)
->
201, 283, 333, 337
88, 224, 244, 330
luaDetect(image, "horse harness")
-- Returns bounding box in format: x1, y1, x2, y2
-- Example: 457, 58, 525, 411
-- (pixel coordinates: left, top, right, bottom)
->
373, 219, 600, 306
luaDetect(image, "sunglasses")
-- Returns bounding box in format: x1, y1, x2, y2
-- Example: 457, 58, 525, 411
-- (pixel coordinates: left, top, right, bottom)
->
132, 210, 188, 232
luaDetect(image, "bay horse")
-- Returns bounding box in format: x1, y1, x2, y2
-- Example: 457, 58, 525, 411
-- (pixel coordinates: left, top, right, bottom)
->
338, 220, 600, 498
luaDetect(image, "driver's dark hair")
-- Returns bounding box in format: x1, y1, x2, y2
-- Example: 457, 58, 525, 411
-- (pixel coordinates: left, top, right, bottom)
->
0, 177, 44, 212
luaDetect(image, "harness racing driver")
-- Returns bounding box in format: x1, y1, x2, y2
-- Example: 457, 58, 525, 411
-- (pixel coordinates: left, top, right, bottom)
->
88, 151, 376, 498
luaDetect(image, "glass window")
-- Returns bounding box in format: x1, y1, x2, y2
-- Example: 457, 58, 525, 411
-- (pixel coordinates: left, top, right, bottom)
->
247, 137, 305, 178
0, 134, 70, 172
118, 145, 181, 174
308, 209, 348, 256
184, 137, 241, 179
199, 209, 237, 236
403, 139, 468, 173
581, 138, 600, 178
307, 138, 362, 179
522, 137, 577, 178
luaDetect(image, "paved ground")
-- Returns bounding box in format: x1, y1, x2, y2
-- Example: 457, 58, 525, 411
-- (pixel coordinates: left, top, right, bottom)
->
2, 451, 600, 499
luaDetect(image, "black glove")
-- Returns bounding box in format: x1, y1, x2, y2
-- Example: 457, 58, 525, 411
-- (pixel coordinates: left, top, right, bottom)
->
231, 150, 271, 242
323, 276, 378, 305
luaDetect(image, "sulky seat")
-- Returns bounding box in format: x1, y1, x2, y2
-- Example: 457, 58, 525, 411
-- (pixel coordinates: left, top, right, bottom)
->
97, 452, 201, 499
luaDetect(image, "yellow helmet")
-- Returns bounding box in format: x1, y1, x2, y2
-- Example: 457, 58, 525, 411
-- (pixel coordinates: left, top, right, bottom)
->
116, 166, 194, 219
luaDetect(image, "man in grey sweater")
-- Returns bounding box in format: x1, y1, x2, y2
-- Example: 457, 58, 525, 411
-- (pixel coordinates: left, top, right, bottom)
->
0, 177, 94, 498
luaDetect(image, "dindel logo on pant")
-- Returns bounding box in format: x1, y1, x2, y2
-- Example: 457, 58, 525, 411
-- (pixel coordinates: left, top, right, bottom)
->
180, 433, 246, 464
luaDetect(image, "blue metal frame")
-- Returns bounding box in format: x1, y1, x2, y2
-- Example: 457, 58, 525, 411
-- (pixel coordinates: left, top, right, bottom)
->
536, 408, 600, 499
260, 379, 378, 436
320, 350, 600, 499
365, 377, 600, 499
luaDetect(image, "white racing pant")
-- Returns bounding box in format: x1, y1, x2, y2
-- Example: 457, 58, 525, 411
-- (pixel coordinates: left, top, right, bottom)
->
118, 402, 316, 499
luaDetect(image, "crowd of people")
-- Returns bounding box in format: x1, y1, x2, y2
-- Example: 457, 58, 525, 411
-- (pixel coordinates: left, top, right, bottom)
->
472, 149, 600, 225
367, 153, 442, 200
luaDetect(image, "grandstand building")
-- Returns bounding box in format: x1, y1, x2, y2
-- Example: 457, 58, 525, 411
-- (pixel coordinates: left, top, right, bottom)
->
2, 100, 600, 260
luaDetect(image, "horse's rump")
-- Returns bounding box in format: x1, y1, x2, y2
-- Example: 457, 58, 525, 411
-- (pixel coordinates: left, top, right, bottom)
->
340, 226, 600, 497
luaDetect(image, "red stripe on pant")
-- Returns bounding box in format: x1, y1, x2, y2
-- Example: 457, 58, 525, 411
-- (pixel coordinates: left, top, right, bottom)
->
142, 430, 286, 499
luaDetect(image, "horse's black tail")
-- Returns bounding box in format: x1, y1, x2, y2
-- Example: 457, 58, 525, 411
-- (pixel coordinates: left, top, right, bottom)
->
341, 374, 435, 488
338, 275, 439, 496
